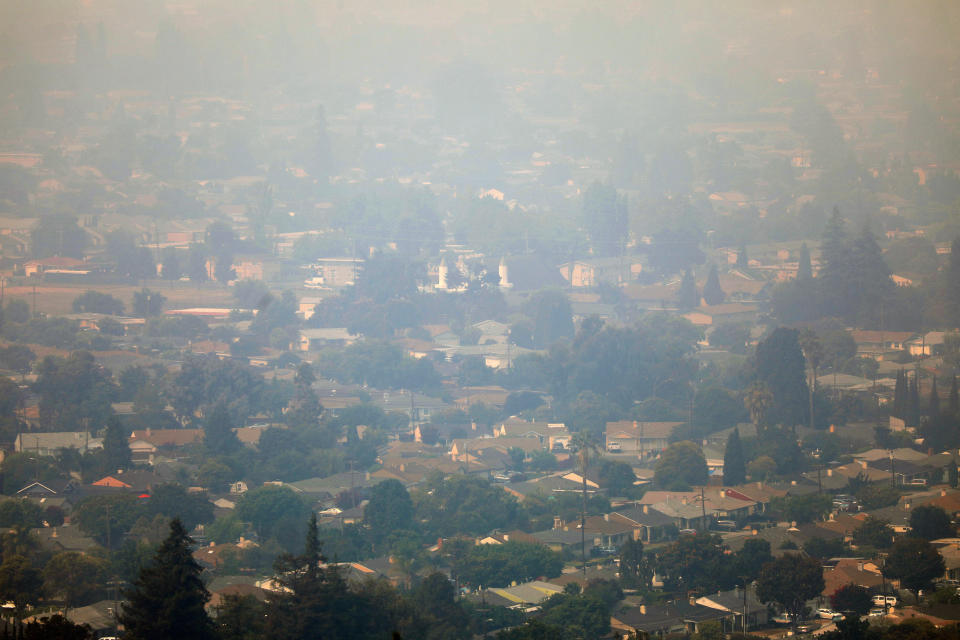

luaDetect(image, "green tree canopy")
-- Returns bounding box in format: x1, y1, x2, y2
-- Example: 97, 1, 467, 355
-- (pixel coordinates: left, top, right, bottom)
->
757, 554, 825, 622
883, 537, 945, 599
120, 518, 215, 640
655, 441, 708, 490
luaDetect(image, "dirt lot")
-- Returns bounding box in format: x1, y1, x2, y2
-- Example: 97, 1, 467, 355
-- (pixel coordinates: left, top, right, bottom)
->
3, 281, 238, 315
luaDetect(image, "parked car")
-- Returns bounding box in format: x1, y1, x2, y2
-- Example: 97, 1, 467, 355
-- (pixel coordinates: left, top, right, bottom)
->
714, 520, 737, 531
772, 613, 793, 625
872, 595, 897, 607
796, 624, 816, 633
817, 608, 843, 620
868, 608, 885, 617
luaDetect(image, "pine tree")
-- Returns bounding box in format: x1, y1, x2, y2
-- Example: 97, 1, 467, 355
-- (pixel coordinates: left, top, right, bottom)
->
849, 223, 892, 327
677, 269, 700, 310
949, 376, 959, 416
893, 370, 906, 419
818, 207, 851, 318
947, 236, 960, 320
702, 265, 725, 305
928, 376, 940, 418
120, 518, 215, 640
204, 401, 240, 454
102, 414, 131, 472
755, 328, 810, 427
723, 428, 746, 486
798, 242, 813, 282
908, 373, 921, 427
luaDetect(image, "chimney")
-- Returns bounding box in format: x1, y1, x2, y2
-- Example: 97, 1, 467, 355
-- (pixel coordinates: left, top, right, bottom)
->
554, 516, 562, 530
503, 534, 509, 541
642, 505, 649, 514
471, 421, 477, 431
388, 556, 395, 564
756, 481, 762, 489
859, 460, 867, 469
640, 604, 647, 615
689, 596, 696, 606
146, 427, 152, 437
209, 541, 215, 547
942, 489, 948, 497
604, 513, 610, 522
633, 421, 638, 430
827, 469, 833, 477
829, 424, 835, 433
720, 489, 726, 498
681, 496, 688, 505
858, 562, 864, 571
791, 480, 797, 486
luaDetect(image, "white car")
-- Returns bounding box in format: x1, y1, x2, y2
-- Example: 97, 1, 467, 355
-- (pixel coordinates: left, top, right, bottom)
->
817, 608, 843, 620
872, 595, 897, 607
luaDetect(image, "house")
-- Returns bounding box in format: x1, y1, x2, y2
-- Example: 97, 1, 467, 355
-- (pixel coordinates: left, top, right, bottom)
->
605, 421, 685, 458
907, 332, 954, 357
557, 257, 643, 288
305, 258, 364, 288
822, 559, 885, 596
610, 504, 677, 542
849, 330, 915, 359
696, 585, 768, 630
612, 601, 732, 638
128, 428, 204, 462
494, 420, 571, 451
15, 432, 102, 456
298, 328, 356, 351
682, 303, 758, 327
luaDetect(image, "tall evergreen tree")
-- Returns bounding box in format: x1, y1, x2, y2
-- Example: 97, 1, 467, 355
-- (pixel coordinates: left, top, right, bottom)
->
119, 518, 215, 640
928, 376, 940, 418
908, 373, 921, 427
204, 401, 240, 454
723, 428, 746, 486
102, 414, 131, 472
754, 328, 810, 427
702, 265, 725, 305
266, 515, 391, 639
818, 207, 850, 317
947, 236, 960, 320
893, 370, 906, 419
677, 269, 700, 310
849, 223, 892, 327
798, 242, 813, 282
950, 376, 959, 416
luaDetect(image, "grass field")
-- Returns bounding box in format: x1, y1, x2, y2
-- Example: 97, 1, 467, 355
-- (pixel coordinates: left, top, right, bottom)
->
3, 281, 238, 315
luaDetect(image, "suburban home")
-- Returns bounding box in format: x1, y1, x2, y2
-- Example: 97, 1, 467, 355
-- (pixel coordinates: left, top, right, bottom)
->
494, 420, 571, 451
297, 328, 356, 351
821, 559, 885, 596
128, 428, 204, 462
696, 585, 768, 630
605, 421, 685, 458
849, 330, 915, 359
612, 601, 732, 638
610, 504, 677, 542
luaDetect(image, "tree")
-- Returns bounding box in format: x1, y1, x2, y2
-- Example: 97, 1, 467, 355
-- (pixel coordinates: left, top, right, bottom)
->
364, 480, 414, 547
677, 269, 700, 310
756, 554, 825, 624
883, 537, 945, 601
655, 441, 708, 490
571, 430, 599, 573
702, 265, 725, 305
830, 584, 873, 616
909, 505, 954, 541
120, 518, 215, 640
528, 290, 575, 348
618, 538, 651, 589
798, 242, 812, 282
852, 516, 894, 550
451, 541, 563, 588
755, 328, 810, 427
235, 486, 311, 548
799, 329, 824, 432
723, 428, 746, 486
581, 182, 628, 256
744, 382, 774, 432
597, 460, 636, 496
33, 351, 115, 431
927, 377, 941, 418
72, 290, 124, 315
102, 414, 131, 472
655, 533, 729, 593
203, 402, 241, 455
42, 552, 107, 612
0, 554, 43, 617
132, 288, 166, 318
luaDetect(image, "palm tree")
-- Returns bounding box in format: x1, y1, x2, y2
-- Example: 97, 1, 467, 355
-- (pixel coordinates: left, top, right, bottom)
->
570, 430, 599, 577
744, 382, 774, 437
798, 329, 823, 432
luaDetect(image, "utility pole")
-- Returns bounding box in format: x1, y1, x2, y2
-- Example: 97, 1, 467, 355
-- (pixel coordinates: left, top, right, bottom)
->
31, 283, 37, 318
699, 486, 707, 531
